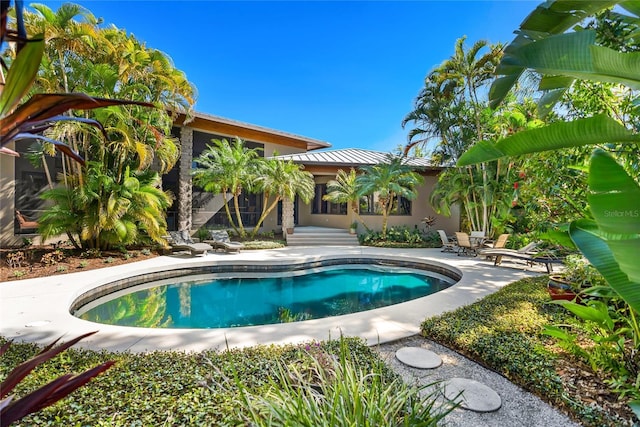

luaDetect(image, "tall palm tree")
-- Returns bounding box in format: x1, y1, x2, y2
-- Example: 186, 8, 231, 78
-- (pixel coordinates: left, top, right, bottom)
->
26, 3, 102, 93
403, 37, 505, 236
357, 155, 423, 239
192, 138, 261, 238
323, 169, 370, 231
19, 3, 195, 248
250, 158, 315, 237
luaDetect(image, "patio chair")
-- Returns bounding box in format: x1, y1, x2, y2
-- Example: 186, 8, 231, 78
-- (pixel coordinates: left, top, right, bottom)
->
437, 229, 456, 253
479, 241, 562, 272
204, 230, 245, 253
483, 233, 510, 250
455, 232, 480, 257
166, 230, 213, 256
15, 210, 38, 232
481, 233, 510, 260
470, 230, 486, 247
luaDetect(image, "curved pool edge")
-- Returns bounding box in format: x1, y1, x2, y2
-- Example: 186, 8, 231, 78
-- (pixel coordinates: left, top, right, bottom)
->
0, 247, 541, 353
69, 254, 463, 316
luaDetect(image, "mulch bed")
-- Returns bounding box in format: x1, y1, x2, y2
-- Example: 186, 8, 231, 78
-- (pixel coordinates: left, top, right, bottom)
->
0, 245, 160, 282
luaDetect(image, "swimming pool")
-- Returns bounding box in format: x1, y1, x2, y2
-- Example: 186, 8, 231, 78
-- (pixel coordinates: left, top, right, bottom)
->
73, 259, 457, 329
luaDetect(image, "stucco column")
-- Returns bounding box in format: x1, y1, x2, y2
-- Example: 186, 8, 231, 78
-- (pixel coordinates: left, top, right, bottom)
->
177, 127, 193, 232
282, 197, 294, 235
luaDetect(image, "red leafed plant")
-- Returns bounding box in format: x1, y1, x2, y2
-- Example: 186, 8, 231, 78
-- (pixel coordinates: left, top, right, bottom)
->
0, 331, 114, 427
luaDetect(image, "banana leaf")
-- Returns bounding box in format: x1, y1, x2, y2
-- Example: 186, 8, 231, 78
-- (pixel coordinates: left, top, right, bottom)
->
512, 31, 640, 89
457, 115, 639, 166
570, 219, 640, 314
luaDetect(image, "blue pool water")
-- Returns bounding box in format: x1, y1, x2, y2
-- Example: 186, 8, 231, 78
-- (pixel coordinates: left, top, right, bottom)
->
77, 266, 453, 328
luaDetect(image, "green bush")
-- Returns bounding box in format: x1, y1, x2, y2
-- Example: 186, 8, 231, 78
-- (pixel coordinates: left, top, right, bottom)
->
243, 240, 286, 250
0, 337, 398, 425
360, 226, 440, 248
421, 276, 631, 426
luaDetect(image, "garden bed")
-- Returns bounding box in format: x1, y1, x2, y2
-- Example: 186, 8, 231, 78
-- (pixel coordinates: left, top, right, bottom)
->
421, 276, 637, 427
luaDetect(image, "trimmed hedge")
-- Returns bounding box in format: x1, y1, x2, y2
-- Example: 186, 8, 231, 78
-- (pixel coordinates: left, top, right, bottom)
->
421, 276, 629, 427
1, 337, 389, 425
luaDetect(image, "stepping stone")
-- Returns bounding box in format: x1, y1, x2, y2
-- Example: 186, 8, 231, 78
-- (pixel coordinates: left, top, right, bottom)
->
442, 377, 502, 412
395, 346, 442, 369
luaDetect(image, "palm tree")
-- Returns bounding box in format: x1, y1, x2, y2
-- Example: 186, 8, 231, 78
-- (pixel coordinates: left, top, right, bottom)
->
323, 169, 370, 232
192, 138, 261, 238
18, 3, 196, 248
357, 155, 423, 239
38, 164, 171, 250
402, 69, 466, 164
251, 158, 315, 237
403, 37, 505, 236
26, 3, 101, 93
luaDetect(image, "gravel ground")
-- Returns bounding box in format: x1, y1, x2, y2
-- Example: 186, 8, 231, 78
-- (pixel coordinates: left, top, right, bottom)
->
376, 335, 581, 427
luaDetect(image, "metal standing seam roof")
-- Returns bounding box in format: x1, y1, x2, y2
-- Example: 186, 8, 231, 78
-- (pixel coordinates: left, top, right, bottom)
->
271, 148, 438, 169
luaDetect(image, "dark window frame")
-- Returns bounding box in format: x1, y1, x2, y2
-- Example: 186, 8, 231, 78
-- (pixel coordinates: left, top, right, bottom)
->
311, 184, 347, 215
360, 193, 412, 216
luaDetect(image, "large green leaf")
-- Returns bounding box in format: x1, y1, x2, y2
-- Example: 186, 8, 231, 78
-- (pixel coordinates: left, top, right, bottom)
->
587, 150, 640, 283
519, 1, 618, 34
570, 219, 640, 314
538, 75, 575, 90
489, 0, 618, 107
552, 300, 614, 329
457, 115, 639, 166
0, 37, 44, 117
513, 31, 640, 89
620, 0, 640, 18
537, 88, 567, 118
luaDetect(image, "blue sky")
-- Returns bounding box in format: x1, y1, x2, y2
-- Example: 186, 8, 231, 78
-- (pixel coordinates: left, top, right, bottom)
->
44, 1, 538, 152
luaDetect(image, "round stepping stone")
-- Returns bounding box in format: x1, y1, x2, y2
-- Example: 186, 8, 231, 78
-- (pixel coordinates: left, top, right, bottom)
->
395, 346, 442, 369
442, 377, 502, 412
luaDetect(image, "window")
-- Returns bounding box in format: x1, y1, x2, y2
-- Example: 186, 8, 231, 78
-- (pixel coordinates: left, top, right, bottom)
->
311, 184, 347, 215
360, 193, 411, 216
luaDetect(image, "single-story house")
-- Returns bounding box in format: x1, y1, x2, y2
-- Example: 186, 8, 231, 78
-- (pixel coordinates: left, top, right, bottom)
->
0, 111, 459, 247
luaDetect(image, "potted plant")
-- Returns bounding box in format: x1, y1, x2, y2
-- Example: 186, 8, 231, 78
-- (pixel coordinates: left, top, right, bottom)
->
349, 221, 358, 235
548, 255, 605, 302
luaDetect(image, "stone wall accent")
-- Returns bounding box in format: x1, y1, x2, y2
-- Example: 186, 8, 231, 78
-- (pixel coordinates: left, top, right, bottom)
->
282, 197, 294, 234
177, 127, 193, 232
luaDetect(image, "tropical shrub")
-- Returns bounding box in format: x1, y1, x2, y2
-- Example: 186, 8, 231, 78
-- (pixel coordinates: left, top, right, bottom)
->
1, 337, 404, 425
422, 276, 635, 426
360, 226, 439, 248
458, 1, 640, 415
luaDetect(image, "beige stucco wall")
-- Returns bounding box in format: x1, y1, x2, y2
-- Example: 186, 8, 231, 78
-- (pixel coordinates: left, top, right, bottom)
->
260, 171, 461, 236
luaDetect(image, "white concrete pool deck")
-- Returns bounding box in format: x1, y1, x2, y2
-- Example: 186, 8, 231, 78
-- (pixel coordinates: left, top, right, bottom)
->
0, 246, 545, 353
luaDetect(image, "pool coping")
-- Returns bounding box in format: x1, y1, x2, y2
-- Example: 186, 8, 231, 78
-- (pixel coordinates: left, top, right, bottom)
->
0, 246, 543, 353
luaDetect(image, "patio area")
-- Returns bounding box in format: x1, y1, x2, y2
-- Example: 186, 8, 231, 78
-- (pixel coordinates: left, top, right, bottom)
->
0, 246, 545, 353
